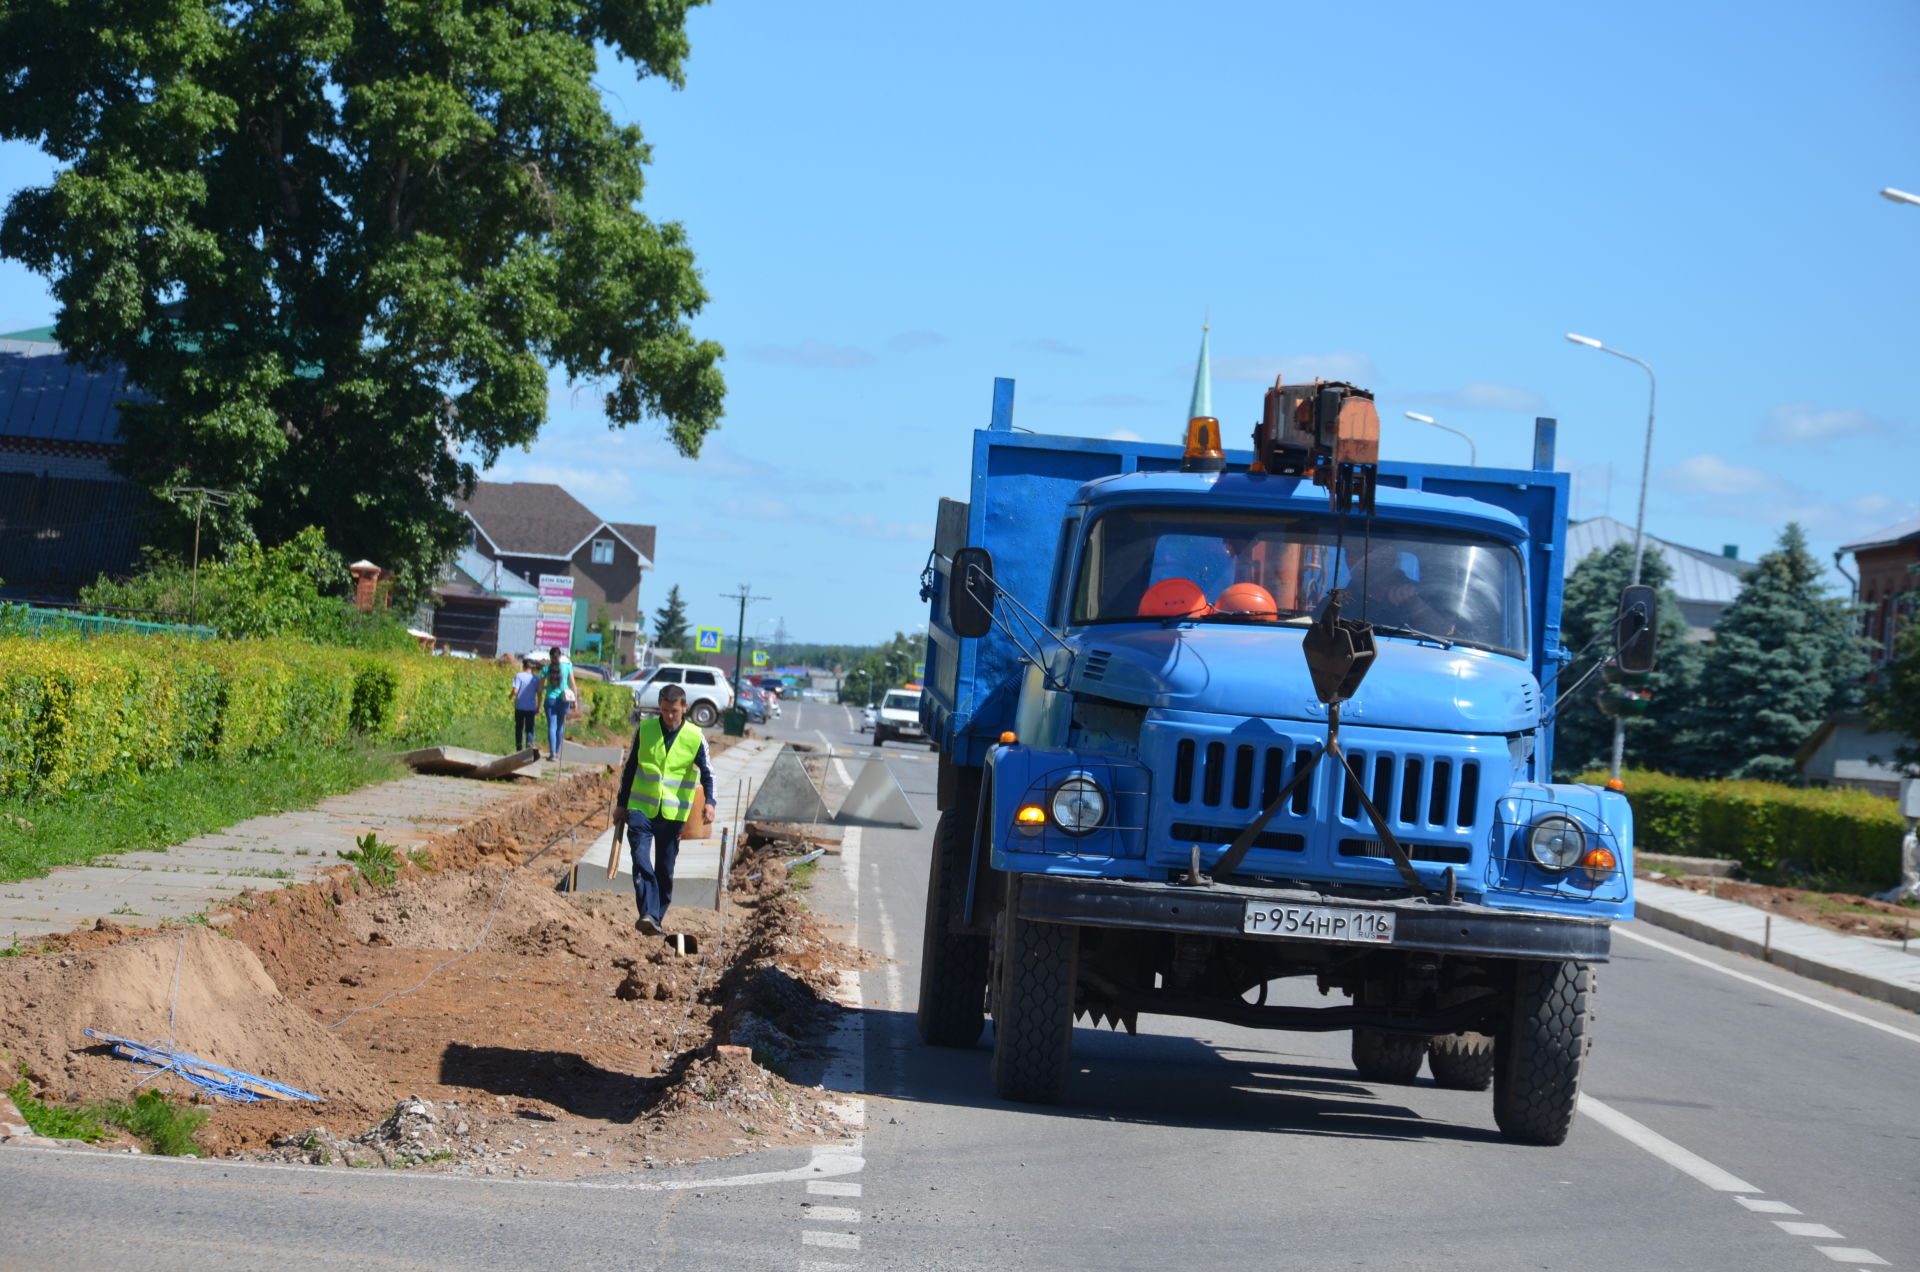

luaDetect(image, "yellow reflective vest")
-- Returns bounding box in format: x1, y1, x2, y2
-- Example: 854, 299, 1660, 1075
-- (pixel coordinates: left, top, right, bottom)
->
628, 718, 704, 821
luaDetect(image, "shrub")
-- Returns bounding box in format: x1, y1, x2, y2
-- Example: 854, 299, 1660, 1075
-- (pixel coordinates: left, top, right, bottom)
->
1585, 768, 1906, 890
0, 635, 515, 799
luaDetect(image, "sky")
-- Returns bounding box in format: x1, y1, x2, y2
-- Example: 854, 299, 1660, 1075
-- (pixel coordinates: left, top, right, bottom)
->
2, 0, 1917, 645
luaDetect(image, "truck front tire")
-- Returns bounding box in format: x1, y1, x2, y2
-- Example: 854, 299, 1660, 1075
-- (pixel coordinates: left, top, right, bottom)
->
1428, 1032, 1496, 1091
1351, 1028, 1428, 1084
1492, 960, 1591, 1146
873, 724, 891, 746
916, 800, 989, 1049
989, 877, 1078, 1104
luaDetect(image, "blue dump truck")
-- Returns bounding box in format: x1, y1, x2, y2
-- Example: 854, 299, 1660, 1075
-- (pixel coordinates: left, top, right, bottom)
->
916, 375, 1656, 1146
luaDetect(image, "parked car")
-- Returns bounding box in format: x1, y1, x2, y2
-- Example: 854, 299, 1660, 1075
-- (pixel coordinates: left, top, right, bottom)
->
629, 663, 734, 728
738, 686, 771, 724
872, 688, 926, 747
858, 703, 877, 733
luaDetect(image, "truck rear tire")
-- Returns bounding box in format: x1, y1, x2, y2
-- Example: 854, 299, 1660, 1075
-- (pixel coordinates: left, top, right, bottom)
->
1427, 1032, 1496, 1091
1351, 1028, 1427, 1084
1492, 960, 1591, 1146
989, 878, 1078, 1104
916, 801, 989, 1049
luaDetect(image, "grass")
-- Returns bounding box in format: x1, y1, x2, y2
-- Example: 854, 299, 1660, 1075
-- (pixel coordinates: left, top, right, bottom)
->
6, 1075, 205, 1154
0, 740, 406, 884
339, 832, 401, 889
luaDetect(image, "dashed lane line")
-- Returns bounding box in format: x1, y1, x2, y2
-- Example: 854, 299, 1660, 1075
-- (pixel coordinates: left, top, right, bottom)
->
1579, 1095, 1893, 1268
1614, 925, 1920, 1046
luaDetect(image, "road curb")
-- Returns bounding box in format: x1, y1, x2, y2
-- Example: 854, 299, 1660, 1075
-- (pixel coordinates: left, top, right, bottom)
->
1631, 896, 1920, 1015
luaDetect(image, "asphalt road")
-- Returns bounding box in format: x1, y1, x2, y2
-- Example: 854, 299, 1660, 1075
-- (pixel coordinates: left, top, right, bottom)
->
2, 698, 1916, 1271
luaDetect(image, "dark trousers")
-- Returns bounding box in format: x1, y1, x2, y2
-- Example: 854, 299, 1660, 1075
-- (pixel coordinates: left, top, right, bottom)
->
513, 708, 538, 751
626, 809, 687, 924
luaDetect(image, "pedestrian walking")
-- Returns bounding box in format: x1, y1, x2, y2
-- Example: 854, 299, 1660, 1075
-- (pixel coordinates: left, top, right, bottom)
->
613, 684, 716, 936
541, 646, 573, 760
511, 658, 542, 751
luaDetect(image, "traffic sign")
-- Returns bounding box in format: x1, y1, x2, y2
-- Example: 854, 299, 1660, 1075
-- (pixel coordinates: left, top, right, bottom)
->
913, 662, 925, 679
752, 650, 769, 667
695, 627, 723, 653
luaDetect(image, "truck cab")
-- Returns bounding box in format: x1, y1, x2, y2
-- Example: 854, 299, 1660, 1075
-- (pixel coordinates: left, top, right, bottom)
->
916, 378, 1643, 1146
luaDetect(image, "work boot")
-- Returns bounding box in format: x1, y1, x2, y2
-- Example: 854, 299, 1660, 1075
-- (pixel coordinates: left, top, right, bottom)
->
635, 916, 660, 937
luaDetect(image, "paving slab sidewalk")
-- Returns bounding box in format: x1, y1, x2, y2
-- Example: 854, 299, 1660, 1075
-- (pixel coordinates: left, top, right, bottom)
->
1, 770, 575, 945
1633, 882, 1920, 1014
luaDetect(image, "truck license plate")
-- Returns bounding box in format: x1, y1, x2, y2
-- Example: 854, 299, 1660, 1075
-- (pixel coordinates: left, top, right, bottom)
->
1242, 903, 1395, 943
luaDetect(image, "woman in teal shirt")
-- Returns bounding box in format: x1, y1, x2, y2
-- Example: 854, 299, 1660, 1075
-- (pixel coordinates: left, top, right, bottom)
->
541, 647, 573, 760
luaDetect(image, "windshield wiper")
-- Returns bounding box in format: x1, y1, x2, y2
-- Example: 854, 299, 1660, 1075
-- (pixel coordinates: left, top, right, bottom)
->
1368, 623, 1454, 649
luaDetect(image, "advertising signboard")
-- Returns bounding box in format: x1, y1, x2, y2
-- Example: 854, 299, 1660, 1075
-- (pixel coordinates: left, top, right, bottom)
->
536, 574, 575, 650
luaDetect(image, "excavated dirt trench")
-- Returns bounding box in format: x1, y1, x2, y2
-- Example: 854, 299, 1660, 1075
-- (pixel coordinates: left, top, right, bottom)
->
0, 770, 864, 1178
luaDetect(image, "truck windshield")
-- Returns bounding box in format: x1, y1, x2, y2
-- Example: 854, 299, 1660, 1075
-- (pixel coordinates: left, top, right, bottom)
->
1071, 508, 1528, 656
883, 692, 920, 710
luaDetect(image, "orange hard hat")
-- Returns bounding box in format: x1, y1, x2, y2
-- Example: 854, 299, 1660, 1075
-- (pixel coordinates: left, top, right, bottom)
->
1138, 577, 1210, 618
1214, 582, 1279, 620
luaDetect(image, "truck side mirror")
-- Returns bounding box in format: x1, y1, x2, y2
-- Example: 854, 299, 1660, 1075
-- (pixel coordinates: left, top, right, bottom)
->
1615, 584, 1657, 675
949, 546, 996, 639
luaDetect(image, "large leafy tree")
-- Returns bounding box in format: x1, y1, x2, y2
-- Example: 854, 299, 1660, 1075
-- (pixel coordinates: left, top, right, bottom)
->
1552, 540, 1703, 779
0, 0, 725, 594
1691, 524, 1868, 781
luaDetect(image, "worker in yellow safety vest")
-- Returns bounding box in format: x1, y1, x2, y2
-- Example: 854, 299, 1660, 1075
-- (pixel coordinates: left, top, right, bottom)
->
614, 684, 717, 936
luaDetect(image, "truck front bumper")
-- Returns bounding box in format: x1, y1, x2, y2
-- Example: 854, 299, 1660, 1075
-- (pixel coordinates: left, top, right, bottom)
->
1017, 875, 1611, 963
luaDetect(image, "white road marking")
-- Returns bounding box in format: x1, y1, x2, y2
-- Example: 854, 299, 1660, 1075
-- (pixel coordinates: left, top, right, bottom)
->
1614, 926, 1920, 1046
808, 1206, 862, 1223
1815, 1249, 1888, 1266
1577, 1095, 1760, 1192
799, 1263, 857, 1272
1775, 1221, 1845, 1238
802, 1231, 861, 1250
1736, 1197, 1801, 1214
801, 822, 868, 1267
809, 1180, 862, 1197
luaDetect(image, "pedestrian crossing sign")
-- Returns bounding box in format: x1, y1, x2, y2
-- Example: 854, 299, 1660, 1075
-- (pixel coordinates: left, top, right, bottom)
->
695, 627, 722, 653
752, 650, 769, 667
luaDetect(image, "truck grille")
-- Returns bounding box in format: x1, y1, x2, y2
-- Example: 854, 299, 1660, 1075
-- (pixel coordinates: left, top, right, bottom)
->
1169, 737, 1482, 833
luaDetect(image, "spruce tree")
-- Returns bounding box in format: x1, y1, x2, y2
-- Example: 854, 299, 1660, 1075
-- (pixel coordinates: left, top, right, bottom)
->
1552, 541, 1702, 779
652, 584, 690, 649
1693, 524, 1870, 780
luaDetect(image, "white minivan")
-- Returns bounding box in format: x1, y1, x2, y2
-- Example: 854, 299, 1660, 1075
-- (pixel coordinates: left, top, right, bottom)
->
630, 663, 735, 728
872, 687, 926, 747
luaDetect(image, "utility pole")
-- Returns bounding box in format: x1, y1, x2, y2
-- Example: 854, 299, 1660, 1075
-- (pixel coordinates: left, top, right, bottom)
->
719, 584, 769, 699
167, 486, 235, 627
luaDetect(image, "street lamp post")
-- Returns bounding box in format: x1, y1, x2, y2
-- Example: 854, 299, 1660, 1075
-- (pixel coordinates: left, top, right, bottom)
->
1403, 412, 1477, 466
1565, 332, 1658, 780
1879, 188, 1920, 207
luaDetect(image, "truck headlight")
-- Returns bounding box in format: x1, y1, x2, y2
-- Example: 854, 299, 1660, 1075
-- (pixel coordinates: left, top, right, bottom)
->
1527, 815, 1586, 871
1049, 773, 1107, 834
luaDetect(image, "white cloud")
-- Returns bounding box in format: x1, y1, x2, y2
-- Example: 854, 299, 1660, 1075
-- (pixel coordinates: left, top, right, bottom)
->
830, 513, 934, 542
887, 330, 946, 354
1021, 337, 1086, 357
1085, 393, 1151, 409
484, 461, 635, 507
1406, 381, 1551, 414
742, 340, 875, 370
1212, 351, 1378, 385
1762, 403, 1893, 444
1104, 429, 1145, 442
1660, 453, 1792, 497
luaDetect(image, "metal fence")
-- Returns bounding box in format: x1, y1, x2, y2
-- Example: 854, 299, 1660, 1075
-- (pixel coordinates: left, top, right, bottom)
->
11, 605, 216, 640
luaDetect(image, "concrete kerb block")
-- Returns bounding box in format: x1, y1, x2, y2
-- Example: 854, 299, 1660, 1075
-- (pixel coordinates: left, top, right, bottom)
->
833, 758, 922, 830
743, 747, 830, 824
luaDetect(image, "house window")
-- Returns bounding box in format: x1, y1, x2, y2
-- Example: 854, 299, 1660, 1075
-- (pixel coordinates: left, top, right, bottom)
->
591, 538, 614, 565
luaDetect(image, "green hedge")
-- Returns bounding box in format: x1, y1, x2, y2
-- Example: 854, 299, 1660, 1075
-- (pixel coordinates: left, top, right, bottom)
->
0, 635, 515, 800
1589, 768, 1906, 888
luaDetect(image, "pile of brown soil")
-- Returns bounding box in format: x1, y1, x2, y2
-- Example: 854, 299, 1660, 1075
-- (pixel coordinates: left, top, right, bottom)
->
1645, 872, 1920, 942
0, 770, 864, 1176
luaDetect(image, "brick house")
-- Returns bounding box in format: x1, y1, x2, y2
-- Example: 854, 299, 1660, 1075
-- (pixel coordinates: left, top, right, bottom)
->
0, 329, 147, 599
453, 481, 655, 664
1841, 515, 1920, 667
